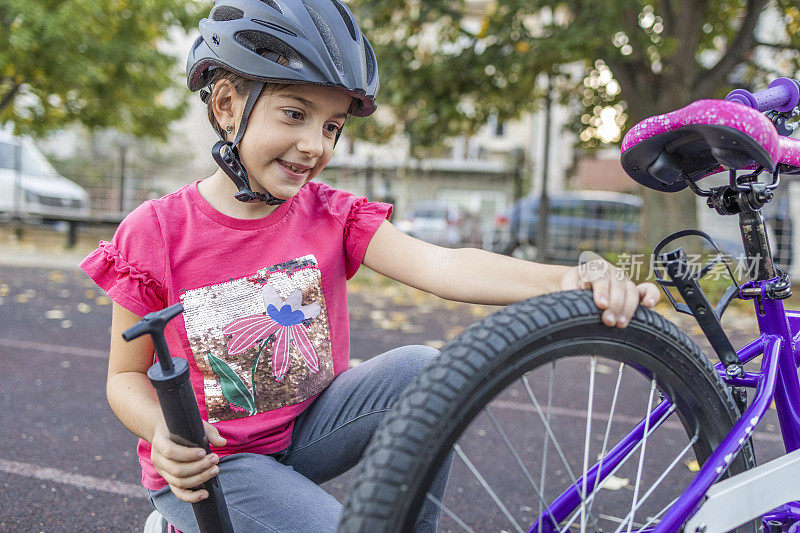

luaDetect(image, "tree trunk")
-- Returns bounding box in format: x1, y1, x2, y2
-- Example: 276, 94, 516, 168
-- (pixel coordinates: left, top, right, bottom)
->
624, 86, 700, 257
640, 187, 700, 255
0, 82, 21, 113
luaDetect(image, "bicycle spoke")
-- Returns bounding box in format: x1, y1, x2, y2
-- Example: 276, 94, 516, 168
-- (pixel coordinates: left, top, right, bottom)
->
625, 378, 657, 533
522, 374, 580, 489
425, 492, 476, 533
613, 434, 700, 533
484, 406, 550, 511
587, 362, 624, 519
580, 357, 597, 533
559, 404, 677, 533
636, 495, 680, 532
599, 513, 647, 530
537, 362, 555, 533
454, 443, 524, 533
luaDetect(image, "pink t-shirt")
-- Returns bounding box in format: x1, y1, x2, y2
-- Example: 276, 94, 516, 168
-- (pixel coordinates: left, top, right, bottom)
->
80, 180, 392, 490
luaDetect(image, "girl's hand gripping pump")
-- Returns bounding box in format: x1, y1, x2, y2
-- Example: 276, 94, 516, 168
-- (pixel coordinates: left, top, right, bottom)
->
123, 303, 234, 533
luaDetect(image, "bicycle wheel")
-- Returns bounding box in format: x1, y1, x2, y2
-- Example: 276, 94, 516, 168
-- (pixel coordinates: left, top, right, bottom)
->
339, 290, 756, 532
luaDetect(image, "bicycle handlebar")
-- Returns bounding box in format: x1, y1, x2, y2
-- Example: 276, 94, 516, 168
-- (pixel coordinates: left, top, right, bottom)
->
726, 77, 800, 113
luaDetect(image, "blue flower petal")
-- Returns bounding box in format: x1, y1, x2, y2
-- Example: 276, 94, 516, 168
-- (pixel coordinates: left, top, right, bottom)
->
267, 303, 306, 326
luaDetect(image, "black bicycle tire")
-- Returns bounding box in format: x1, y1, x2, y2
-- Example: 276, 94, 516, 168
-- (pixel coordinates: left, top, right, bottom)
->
338, 290, 757, 532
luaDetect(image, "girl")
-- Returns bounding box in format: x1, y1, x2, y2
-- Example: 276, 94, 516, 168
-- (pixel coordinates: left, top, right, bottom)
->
81, 1, 660, 531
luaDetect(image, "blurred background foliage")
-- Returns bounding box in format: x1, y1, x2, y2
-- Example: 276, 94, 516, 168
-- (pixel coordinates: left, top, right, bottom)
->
0, 0, 204, 139
347, 0, 800, 247
349, 0, 800, 149
2, 0, 799, 244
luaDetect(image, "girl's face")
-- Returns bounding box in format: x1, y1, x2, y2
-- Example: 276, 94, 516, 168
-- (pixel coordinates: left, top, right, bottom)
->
231, 84, 351, 200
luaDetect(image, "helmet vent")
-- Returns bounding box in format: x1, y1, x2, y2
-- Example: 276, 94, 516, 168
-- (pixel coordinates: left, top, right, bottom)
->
363, 37, 376, 85
234, 30, 303, 69
330, 0, 357, 41
303, 2, 344, 73
210, 6, 244, 21
252, 18, 298, 38
259, 0, 283, 13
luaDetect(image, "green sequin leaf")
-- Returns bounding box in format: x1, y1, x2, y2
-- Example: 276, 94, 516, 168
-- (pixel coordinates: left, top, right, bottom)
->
207, 352, 256, 415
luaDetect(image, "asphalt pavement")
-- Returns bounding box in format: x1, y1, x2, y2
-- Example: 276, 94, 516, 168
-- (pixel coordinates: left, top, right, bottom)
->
0, 252, 787, 532
0, 256, 494, 531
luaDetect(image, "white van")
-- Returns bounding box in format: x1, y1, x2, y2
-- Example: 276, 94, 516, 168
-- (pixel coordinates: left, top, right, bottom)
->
0, 131, 90, 220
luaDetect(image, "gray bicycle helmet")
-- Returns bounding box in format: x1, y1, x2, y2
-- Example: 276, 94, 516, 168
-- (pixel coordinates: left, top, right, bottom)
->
187, 0, 379, 203
188, 0, 379, 115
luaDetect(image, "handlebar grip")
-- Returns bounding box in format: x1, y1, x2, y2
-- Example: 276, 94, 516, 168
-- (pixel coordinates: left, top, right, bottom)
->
726, 77, 800, 113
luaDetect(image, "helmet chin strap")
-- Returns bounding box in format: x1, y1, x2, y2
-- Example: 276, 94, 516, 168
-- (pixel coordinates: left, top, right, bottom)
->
211, 81, 287, 205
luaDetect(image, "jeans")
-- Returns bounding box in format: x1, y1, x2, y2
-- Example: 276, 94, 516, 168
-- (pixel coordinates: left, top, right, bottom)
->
148, 345, 452, 532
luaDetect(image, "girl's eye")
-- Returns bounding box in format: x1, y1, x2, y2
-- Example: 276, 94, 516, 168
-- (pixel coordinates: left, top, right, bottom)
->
283, 109, 303, 121
324, 123, 341, 135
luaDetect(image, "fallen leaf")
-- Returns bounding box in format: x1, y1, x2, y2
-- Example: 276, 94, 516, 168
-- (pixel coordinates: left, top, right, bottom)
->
596, 363, 615, 375
471, 306, 492, 318
685, 459, 700, 472
446, 326, 465, 340
46, 309, 65, 319
599, 475, 629, 491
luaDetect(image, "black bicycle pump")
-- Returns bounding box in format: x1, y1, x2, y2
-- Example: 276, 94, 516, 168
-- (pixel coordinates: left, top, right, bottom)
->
122, 303, 234, 533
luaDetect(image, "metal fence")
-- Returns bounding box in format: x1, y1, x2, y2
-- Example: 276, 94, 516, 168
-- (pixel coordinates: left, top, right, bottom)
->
483, 191, 645, 265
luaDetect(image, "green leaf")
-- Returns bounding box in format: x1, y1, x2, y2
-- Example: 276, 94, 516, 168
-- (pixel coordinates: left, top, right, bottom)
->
207, 352, 256, 415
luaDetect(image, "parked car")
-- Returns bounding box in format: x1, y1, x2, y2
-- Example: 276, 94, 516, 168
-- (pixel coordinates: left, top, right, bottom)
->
403, 200, 468, 246
0, 131, 89, 220
488, 191, 643, 262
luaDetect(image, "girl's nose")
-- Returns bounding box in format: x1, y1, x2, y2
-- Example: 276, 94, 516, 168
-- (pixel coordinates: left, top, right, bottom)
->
296, 128, 325, 158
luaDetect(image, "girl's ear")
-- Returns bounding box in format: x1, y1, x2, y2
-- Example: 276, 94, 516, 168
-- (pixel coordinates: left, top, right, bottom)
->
212, 80, 240, 141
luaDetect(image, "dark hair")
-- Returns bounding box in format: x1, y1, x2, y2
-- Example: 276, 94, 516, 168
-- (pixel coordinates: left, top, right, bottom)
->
205, 54, 291, 140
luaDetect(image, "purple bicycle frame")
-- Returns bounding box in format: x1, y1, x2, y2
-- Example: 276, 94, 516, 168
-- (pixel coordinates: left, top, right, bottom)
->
531, 285, 800, 532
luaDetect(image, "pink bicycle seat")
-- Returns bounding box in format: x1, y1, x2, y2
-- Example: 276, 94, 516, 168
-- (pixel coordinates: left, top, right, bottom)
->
621, 99, 800, 192
779, 135, 800, 171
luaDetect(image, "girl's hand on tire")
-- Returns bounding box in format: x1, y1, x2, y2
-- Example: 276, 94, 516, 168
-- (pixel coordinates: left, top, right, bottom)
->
150, 420, 227, 503
561, 258, 660, 328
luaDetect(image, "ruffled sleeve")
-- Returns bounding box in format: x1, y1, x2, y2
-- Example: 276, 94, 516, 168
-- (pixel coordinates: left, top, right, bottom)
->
80, 203, 167, 317
342, 196, 392, 279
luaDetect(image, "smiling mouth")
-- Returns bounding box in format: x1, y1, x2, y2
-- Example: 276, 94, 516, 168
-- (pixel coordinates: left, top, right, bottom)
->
277, 159, 311, 174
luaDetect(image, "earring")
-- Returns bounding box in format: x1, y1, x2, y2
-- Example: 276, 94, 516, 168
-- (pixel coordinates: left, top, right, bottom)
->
225, 124, 234, 134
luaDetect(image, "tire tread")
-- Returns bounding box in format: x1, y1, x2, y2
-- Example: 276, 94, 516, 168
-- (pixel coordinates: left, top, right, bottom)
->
338, 290, 753, 532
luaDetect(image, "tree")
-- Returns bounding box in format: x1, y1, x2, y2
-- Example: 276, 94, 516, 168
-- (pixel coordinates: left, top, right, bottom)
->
0, 0, 203, 140
348, 0, 800, 248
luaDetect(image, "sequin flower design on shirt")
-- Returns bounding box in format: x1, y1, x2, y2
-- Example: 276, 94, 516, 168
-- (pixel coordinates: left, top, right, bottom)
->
223, 284, 321, 380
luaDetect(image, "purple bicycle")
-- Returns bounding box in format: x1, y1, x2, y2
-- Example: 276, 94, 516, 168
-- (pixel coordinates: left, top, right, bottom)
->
338, 78, 800, 532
